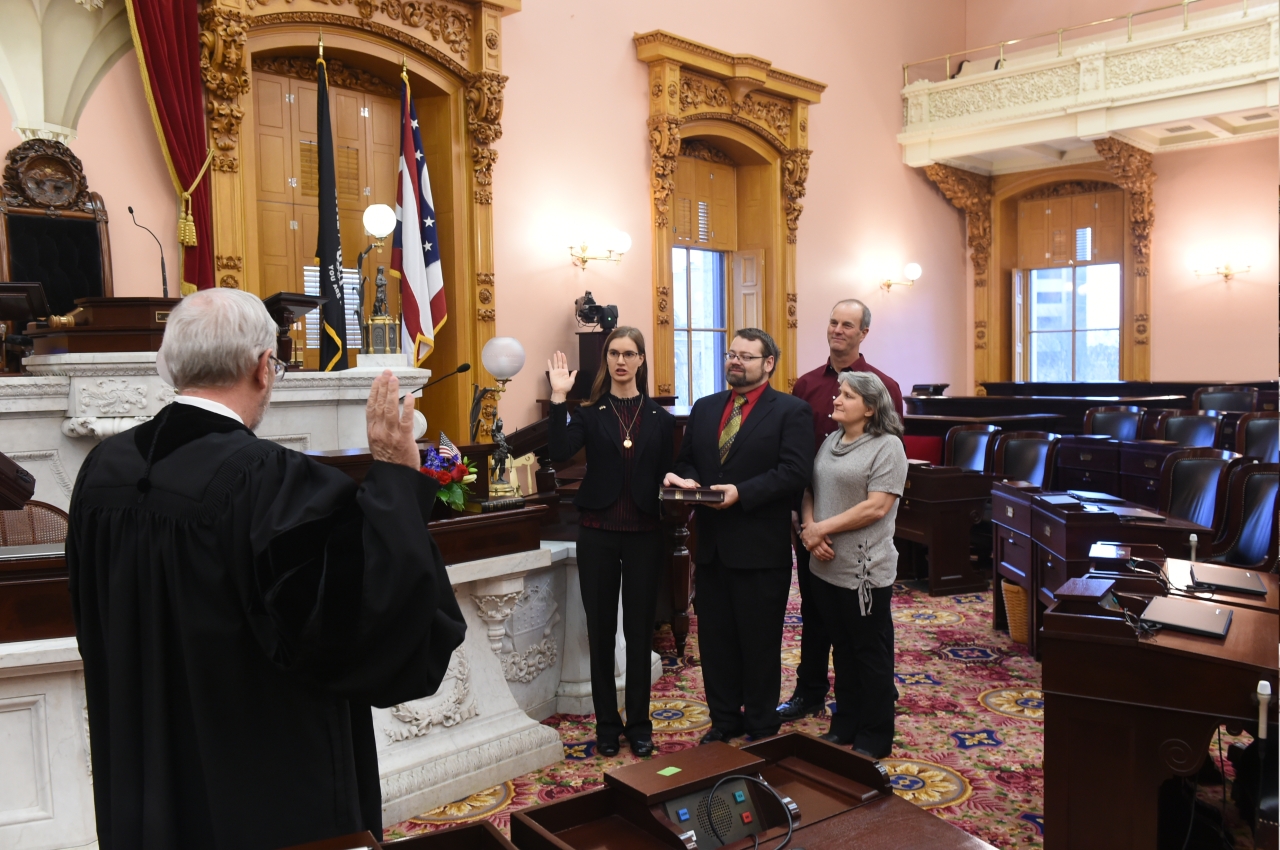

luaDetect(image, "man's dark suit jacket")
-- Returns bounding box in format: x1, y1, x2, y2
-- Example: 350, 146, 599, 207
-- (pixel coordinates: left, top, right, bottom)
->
674, 384, 814, 569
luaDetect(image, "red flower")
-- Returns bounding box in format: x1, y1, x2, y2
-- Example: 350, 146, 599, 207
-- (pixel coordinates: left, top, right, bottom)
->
450, 464, 465, 482
433, 469, 452, 485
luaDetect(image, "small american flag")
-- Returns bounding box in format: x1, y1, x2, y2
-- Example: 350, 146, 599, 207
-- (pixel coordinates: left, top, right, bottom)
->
437, 432, 459, 460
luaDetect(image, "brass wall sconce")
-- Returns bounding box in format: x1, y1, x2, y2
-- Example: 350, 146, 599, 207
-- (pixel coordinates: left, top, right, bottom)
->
569, 227, 632, 270
882, 262, 923, 291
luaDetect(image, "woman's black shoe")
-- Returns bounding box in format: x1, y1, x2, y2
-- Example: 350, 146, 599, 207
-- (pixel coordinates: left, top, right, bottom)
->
597, 738, 621, 757
629, 737, 656, 757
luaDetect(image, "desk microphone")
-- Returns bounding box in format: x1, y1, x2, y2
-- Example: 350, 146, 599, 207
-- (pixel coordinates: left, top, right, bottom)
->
399, 362, 471, 399
1259, 681, 1271, 739
128, 206, 168, 298
1188, 533, 1198, 562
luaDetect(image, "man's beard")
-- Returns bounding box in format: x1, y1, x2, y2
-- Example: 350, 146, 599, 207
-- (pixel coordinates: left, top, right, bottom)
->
726, 368, 752, 387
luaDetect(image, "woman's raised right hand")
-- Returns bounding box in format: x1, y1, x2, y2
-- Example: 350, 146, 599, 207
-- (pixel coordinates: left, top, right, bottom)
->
547, 350, 577, 401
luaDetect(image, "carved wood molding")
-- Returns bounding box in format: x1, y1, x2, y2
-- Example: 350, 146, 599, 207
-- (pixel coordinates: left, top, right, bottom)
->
251, 55, 398, 96
248, 11, 471, 80
1093, 137, 1155, 278
246, 0, 473, 62
923, 163, 994, 287
679, 139, 735, 165
647, 115, 681, 229
782, 148, 811, 244
199, 3, 252, 154
2, 139, 95, 213
1019, 180, 1117, 201
466, 71, 506, 205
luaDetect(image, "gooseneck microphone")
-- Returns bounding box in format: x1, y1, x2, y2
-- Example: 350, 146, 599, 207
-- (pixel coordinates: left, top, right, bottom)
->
399, 363, 472, 399
128, 206, 168, 298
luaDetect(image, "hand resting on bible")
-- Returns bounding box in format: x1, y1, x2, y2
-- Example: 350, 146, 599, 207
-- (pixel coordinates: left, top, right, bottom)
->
366, 370, 422, 469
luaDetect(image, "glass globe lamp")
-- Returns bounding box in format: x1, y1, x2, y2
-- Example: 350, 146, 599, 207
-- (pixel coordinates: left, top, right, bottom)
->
481, 337, 526, 381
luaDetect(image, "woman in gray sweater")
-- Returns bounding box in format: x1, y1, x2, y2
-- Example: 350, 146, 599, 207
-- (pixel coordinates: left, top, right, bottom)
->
799, 370, 907, 757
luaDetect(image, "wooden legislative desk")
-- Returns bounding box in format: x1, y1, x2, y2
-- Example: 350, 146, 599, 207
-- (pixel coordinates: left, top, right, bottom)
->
894, 462, 991, 596
1085, 544, 1280, 614
902, 412, 1066, 438
1053, 436, 1182, 508
905, 395, 1188, 435
511, 733, 995, 849
990, 483, 1210, 656
1041, 583, 1279, 849
0, 543, 73, 643
281, 820, 515, 849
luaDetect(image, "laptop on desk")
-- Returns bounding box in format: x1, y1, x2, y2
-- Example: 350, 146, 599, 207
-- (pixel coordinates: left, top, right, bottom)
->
1105, 505, 1167, 521
1189, 562, 1268, 596
1140, 596, 1233, 638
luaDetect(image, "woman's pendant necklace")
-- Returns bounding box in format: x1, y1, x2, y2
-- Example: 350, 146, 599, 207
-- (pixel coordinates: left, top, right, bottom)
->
611, 397, 642, 449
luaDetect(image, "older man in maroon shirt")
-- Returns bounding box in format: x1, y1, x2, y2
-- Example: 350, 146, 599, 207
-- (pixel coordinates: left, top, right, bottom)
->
779, 298, 904, 721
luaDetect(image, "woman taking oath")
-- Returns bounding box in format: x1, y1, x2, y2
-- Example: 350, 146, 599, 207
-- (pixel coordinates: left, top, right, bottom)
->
799, 370, 907, 758
547, 327, 675, 757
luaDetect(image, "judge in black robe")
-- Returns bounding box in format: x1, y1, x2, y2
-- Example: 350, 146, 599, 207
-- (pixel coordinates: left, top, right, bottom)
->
68, 290, 466, 850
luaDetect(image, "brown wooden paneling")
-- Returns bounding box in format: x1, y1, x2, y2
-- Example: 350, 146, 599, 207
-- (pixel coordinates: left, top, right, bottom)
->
1095, 190, 1123, 263
257, 201, 297, 296
254, 73, 292, 205
1017, 199, 1046, 267
1047, 198, 1072, 265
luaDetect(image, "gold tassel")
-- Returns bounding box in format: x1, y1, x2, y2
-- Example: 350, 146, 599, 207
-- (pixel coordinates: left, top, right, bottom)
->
178, 192, 197, 247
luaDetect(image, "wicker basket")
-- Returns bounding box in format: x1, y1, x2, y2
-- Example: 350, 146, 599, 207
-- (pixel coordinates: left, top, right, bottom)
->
1002, 580, 1030, 645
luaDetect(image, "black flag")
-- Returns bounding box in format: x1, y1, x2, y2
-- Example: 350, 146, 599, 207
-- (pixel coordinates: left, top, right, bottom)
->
315, 48, 347, 371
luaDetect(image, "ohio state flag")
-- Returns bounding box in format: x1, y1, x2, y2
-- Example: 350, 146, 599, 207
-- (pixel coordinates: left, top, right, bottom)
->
390, 74, 446, 365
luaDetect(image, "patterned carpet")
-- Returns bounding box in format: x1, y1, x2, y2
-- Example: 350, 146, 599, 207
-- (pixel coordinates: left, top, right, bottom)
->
383, 574, 1255, 848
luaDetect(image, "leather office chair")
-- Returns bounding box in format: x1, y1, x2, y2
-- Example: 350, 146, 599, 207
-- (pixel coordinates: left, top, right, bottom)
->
1139, 408, 1182, 441
990, 431, 1060, 488
1193, 385, 1258, 413
1205, 462, 1278, 572
1157, 448, 1246, 535
944, 424, 1000, 472
1161, 410, 1224, 448
1238, 411, 1280, 463
1083, 406, 1143, 441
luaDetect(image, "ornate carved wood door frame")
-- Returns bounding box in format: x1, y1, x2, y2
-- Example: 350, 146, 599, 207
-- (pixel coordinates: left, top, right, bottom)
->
923, 137, 1154, 391
200, 0, 514, 438
635, 31, 824, 396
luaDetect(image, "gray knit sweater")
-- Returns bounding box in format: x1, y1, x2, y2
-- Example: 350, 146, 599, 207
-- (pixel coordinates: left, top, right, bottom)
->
808, 431, 908, 614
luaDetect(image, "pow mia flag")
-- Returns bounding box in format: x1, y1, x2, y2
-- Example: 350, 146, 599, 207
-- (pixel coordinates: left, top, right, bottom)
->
315, 48, 347, 372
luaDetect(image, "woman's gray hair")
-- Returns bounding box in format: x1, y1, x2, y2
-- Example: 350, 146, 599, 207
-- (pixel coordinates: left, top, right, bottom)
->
838, 370, 904, 438
161, 289, 279, 390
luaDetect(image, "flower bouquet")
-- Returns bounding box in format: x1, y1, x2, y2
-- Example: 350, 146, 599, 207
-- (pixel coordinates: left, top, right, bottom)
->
420, 432, 478, 513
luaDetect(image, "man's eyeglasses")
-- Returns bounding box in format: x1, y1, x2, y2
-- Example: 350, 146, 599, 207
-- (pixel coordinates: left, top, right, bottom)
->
607, 350, 642, 362
724, 351, 765, 363
267, 352, 287, 378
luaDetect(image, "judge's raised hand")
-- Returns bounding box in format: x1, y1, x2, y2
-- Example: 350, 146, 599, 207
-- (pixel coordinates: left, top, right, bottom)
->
547, 351, 577, 403
366, 370, 421, 469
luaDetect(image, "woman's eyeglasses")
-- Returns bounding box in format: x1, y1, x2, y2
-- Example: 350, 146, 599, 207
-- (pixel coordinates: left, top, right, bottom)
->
607, 350, 642, 362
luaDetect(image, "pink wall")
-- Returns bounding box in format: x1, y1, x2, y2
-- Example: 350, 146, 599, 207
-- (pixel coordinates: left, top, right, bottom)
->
1149, 138, 1278, 381
0, 53, 176, 298
493, 0, 971, 427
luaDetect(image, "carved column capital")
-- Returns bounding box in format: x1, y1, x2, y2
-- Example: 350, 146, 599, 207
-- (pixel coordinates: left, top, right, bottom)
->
923, 163, 994, 287
1094, 137, 1156, 356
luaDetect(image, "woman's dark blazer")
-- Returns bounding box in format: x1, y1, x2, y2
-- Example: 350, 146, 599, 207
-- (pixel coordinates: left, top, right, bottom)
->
548, 396, 676, 518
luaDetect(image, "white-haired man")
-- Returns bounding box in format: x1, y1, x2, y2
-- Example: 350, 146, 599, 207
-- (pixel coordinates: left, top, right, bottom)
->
68, 288, 466, 849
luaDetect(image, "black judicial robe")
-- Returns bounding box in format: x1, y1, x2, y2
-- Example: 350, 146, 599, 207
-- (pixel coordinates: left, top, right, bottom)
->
67, 403, 467, 850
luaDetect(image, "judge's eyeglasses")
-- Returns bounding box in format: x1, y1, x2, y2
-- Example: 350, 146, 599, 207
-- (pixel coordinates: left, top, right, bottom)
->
266, 352, 287, 378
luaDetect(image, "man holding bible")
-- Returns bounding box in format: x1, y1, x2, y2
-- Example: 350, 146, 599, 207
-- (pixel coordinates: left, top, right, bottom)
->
665, 328, 813, 743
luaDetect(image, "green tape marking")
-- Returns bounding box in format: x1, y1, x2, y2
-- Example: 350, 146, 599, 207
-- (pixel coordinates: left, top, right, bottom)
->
657, 766, 682, 776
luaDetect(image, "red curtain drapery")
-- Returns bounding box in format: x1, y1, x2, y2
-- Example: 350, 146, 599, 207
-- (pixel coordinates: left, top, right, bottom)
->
125, 0, 213, 292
